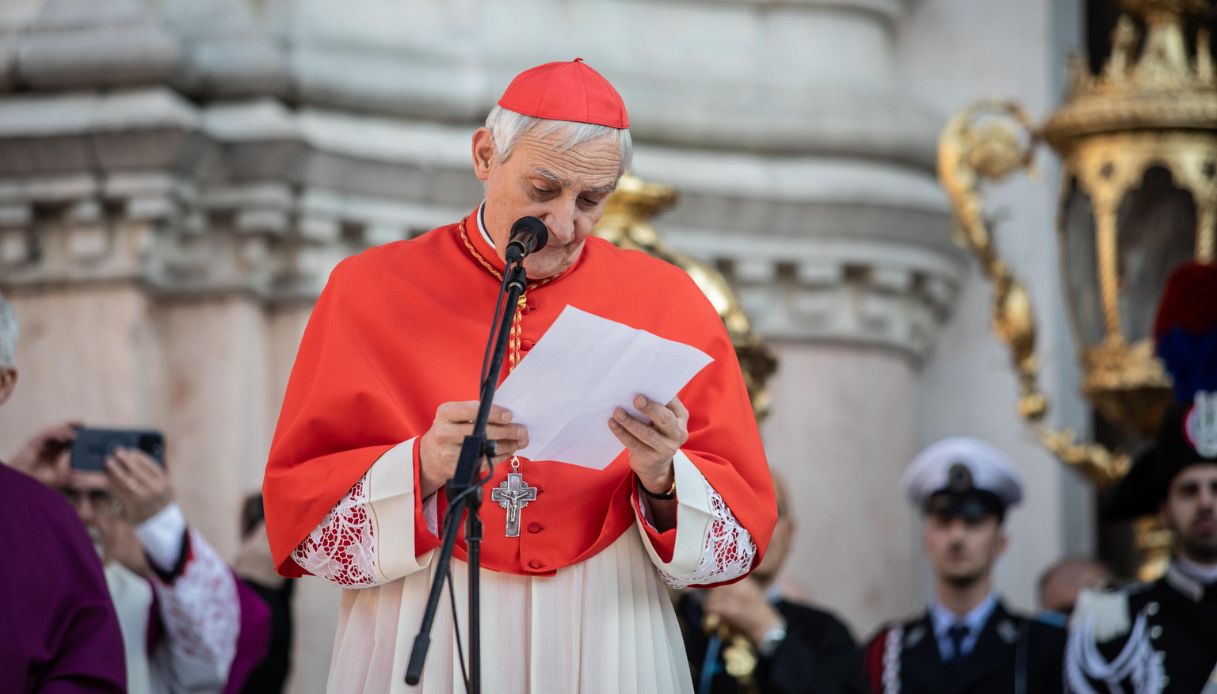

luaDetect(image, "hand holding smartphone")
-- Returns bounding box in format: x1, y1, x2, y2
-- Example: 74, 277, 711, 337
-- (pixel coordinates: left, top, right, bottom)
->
69, 428, 165, 471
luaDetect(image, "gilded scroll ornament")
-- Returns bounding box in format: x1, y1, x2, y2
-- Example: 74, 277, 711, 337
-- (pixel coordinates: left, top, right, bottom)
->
939, 102, 1131, 487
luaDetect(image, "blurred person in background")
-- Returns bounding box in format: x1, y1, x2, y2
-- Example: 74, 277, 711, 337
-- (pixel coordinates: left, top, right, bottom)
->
864, 437, 1066, 694
1037, 557, 1111, 623
675, 474, 868, 694
235, 492, 295, 694
0, 290, 126, 692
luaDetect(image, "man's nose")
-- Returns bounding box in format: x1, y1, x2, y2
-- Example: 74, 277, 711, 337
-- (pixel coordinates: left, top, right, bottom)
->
1200, 486, 1217, 510
541, 202, 577, 243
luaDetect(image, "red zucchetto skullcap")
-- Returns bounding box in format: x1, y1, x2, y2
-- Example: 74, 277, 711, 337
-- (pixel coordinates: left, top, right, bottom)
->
497, 58, 629, 129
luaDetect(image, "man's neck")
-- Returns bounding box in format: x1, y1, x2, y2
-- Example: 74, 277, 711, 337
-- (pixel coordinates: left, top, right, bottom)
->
935, 575, 994, 618
476, 202, 497, 250
1175, 554, 1217, 584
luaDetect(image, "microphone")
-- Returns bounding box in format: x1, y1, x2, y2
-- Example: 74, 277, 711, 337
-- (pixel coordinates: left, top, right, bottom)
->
504, 216, 549, 265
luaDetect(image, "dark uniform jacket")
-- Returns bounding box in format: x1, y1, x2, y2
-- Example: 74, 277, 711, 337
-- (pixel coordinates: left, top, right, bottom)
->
676, 592, 869, 694
1065, 564, 1217, 693
863, 601, 1066, 694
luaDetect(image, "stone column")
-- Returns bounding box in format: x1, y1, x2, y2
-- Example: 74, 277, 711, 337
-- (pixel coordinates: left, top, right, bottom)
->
761, 344, 922, 622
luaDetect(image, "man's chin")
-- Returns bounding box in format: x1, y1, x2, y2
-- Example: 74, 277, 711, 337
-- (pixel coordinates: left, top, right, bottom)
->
523, 243, 583, 278
525, 256, 575, 280
941, 568, 983, 588
1181, 536, 1217, 564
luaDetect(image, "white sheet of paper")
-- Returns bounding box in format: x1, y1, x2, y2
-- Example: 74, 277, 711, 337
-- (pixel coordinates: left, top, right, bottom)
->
493, 305, 714, 470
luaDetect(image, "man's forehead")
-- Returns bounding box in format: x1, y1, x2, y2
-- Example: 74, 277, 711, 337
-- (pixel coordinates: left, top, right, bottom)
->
1173, 463, 1217, 487
530, 166, 617, 193
510, 131, 620, 177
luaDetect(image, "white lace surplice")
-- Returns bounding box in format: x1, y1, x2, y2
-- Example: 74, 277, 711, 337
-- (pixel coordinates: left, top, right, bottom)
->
292, 440, 757, 693
109, 504, 242, 694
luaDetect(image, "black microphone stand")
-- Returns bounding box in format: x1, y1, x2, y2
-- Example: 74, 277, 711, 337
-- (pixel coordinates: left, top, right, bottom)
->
405, 257, 528, 693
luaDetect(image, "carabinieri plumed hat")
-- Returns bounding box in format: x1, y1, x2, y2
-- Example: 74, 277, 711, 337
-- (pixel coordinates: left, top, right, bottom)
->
1105, 261, 1217, 520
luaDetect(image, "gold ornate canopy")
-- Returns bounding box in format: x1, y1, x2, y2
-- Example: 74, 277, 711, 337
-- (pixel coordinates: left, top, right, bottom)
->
594, 173, 778, 422
938, 0, 1217, 488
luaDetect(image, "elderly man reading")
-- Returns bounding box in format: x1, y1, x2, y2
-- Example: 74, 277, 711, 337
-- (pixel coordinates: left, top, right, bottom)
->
262, 59, 776, 693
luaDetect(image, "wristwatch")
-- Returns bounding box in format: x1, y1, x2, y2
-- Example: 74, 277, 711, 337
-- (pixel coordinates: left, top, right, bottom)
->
757, 620, 787, 658
639, 473, 677, 500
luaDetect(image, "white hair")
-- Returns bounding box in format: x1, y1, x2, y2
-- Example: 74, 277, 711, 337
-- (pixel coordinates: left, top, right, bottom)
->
0, 292, 16, 369
485, 105, 633, 177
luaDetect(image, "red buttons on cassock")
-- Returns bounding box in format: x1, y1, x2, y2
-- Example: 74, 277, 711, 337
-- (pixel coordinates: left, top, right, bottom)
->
527, 559, 543, 570
527, 522, 543, 534
522, 339, 535, 350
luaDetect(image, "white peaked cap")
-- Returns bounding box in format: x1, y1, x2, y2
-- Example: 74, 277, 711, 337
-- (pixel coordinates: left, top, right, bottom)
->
901, 436, 1024, 509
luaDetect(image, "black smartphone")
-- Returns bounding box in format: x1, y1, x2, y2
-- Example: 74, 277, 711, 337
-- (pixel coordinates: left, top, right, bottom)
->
70, 428, 166, 471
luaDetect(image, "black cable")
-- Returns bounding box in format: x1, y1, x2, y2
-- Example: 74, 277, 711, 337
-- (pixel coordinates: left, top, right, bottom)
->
436, 451, 496, 694
447, 568, 470, 692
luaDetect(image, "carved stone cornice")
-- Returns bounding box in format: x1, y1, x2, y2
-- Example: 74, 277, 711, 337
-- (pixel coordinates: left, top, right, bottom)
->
160, 0, 289, 98
0, 98, 471, 299
6, 0, 179, 90
656, 0, 918, 26
267, 1, 943, 169
661, 218, 964, 360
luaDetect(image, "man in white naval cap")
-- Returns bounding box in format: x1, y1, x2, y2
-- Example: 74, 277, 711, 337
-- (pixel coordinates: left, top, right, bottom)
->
862, 437, 1066, 694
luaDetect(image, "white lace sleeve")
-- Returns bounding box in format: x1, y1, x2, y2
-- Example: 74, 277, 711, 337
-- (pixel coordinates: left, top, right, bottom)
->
150, 529, 240, 688
290, 438, 436, 588
292, 476, 380, 587
656, 478, 756, 588
634, 451, 758, 589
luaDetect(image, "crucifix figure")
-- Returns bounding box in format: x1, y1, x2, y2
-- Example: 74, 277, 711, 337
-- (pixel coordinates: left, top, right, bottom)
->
491, 472, 537, 537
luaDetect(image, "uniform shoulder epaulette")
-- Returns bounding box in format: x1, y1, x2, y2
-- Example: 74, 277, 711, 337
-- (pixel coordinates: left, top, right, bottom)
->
1070, 587, 1133, 642
1065, 583, 1168, 692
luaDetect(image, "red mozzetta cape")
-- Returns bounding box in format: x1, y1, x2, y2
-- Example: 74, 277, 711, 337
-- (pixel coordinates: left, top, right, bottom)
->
264, 211, 776, 580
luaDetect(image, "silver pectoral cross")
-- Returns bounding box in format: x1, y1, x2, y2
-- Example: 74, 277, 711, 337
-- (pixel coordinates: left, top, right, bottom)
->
491, 472, 537, 537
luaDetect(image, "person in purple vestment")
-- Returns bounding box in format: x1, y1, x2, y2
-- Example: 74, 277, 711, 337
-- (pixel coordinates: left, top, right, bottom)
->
0, 291, 126, 693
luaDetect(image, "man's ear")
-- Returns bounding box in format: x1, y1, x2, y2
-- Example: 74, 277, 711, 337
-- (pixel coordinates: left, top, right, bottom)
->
471, 128, 496, 182
0, 368, 16, 407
